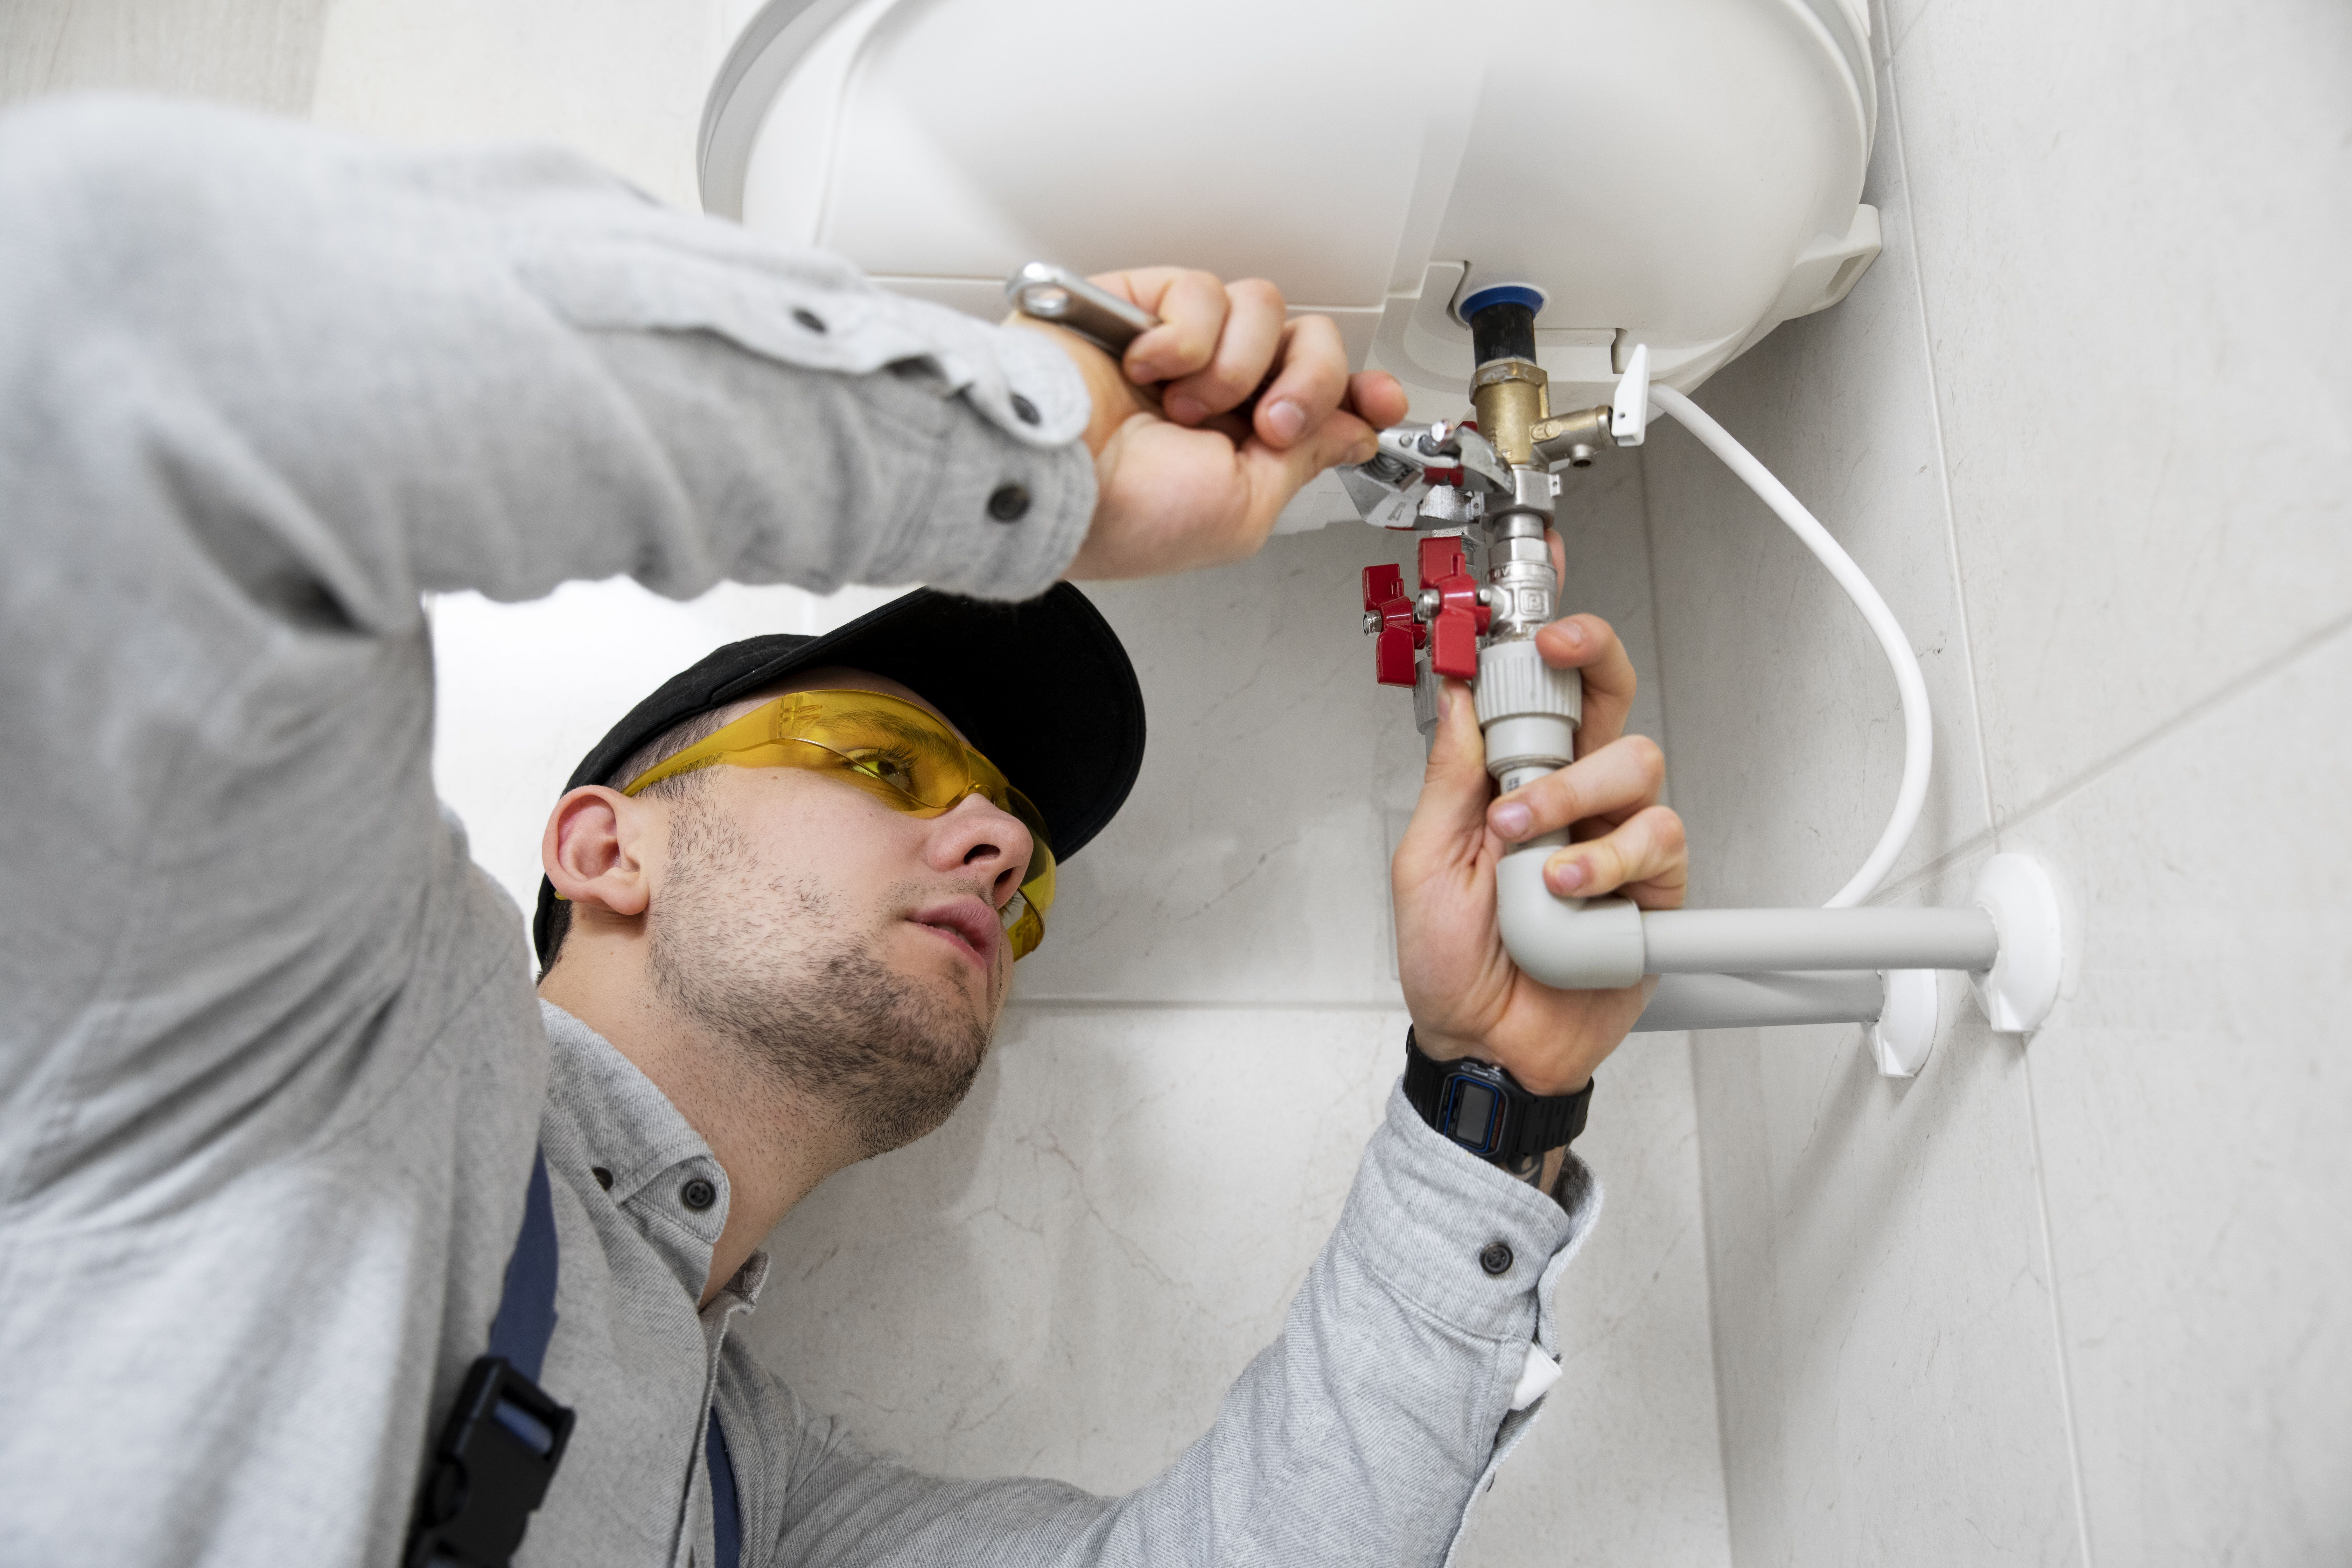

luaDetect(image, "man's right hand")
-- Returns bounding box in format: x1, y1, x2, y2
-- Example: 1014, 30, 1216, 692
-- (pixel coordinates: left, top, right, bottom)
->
1022, 267, 1410, 581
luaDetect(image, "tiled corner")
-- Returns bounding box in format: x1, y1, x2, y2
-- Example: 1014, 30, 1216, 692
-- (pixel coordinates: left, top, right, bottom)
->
740, 1003, 1730, 1566
1888, 0, 2352, 819
1638, 23, 1994, 910
1691, 852, 2085, 1565
2000, 622, 2352, 1565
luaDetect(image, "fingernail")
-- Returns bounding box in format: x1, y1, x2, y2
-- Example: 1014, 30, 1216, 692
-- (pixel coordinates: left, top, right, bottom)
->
1165, 392, 1205, 425
1491, 801, 1531, 839
1549, 857, 1587, 894
1555, 619, 1585, 649
1265, 399, 1306, 443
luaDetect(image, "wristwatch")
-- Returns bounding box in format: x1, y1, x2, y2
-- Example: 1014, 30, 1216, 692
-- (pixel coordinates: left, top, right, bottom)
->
1403, 1028, 1592, 1181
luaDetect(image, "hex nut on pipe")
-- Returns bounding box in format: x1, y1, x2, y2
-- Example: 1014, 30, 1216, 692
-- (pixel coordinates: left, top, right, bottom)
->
1474, 638, 1582, 732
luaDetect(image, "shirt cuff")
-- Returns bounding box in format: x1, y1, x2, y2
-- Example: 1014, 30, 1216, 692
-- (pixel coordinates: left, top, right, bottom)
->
1334, 1082, 1601, 1345
859, 330, 1096, 600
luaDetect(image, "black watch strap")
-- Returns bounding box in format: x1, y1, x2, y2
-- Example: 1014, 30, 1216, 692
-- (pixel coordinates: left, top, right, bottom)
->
1403, 1028, 1592, 1162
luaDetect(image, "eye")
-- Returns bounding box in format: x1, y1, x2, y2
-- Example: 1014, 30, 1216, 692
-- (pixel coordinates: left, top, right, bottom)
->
841, 747, 920, 795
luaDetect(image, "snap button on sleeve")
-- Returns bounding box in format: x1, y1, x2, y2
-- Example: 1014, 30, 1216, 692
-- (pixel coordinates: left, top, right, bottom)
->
681, 1177, 718, 1212
792, 307, 827, 334
1479, 1241, 1514, 1276
1009, 392, 1040, 425
986, 483, 1031, 522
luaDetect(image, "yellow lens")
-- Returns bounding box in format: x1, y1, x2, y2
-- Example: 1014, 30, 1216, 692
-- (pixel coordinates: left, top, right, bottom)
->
782, 695, 975, 810
621, 690, 1058, 958
996, 785, 1057, 959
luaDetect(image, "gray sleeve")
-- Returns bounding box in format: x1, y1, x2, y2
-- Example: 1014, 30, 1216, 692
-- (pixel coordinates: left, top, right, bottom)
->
0, 95, 1095, 622
730, 1088, 1596, 1568
0, 94, 1092, 1195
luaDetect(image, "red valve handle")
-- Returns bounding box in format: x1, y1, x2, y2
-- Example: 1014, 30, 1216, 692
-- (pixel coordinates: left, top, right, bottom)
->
1417, 538, 1490, 681
1362, 563, 1424, 687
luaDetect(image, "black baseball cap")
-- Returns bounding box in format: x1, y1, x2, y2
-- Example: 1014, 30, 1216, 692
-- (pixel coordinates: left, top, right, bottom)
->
531, 583, 1144, 965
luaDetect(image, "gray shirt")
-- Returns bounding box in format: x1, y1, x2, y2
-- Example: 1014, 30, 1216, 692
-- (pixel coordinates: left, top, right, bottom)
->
0, 97, 1595, 1567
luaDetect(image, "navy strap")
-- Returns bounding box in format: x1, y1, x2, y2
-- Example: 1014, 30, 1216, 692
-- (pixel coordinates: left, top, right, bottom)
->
486, 1150, 560, 1382
706, 1412, 741, 1568
406, 1148, 573, 1568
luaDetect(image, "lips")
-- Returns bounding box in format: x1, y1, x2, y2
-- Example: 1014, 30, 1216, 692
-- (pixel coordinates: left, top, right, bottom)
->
909, 895, 1001, 972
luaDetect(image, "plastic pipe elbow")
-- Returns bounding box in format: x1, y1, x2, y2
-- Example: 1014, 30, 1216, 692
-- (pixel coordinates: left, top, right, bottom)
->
1494, 849, 1647, 989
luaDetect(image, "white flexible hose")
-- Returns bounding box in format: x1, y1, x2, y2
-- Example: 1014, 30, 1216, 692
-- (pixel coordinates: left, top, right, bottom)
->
1644, 384, 1929, 908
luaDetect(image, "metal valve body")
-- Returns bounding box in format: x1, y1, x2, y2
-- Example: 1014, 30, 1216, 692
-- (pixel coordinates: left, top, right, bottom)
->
1357, 285, 1595, 815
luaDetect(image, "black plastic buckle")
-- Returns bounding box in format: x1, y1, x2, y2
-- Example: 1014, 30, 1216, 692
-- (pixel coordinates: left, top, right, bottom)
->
406, 1356, 576, 1568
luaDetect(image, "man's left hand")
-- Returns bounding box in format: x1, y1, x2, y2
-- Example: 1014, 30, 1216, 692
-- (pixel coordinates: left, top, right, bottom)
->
1391, 587, 1688, 1097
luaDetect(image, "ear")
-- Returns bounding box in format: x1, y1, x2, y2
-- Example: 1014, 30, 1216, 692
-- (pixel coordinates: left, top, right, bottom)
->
542, 786, 656, 920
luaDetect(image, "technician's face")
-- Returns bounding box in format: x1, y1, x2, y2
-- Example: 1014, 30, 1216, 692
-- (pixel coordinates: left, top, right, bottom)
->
641, 668, 1035, 1154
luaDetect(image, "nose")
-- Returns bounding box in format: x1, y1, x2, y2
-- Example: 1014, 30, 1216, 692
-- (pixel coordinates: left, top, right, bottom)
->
929, 792, 1034, 910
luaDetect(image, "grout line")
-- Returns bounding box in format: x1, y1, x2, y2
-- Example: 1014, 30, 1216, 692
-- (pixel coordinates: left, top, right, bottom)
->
1864, 820, 1997, 904
1989, 604, 2352, 843
1684, 1032, 1743, 1558
2023, 1042, 2099, 1568
1884, 12, 2090, 1562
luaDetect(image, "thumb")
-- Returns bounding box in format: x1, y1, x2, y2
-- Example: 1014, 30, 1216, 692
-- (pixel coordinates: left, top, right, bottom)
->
1233, 412, 1379, 530
1404, 680, 1492, 844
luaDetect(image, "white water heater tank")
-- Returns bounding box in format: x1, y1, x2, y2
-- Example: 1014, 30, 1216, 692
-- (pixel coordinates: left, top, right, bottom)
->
701, 0, 1879, 457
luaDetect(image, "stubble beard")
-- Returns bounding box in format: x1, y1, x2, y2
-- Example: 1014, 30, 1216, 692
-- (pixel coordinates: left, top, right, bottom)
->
645, 795, 994, 1160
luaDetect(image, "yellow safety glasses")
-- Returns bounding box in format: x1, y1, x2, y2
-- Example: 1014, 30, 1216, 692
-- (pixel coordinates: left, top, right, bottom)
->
623, 690, 1056, 961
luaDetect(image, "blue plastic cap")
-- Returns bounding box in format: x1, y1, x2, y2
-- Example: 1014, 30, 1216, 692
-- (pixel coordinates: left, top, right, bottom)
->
1457, 283, 1547, 326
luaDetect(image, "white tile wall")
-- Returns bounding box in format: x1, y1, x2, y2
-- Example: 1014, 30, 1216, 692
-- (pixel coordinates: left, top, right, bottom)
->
1644, 0, 2352, 1558
0, 0, 328, 112
311, 0, 732, 208
2002, 626, 2352, 1565
1886, 0, 2352, 819
1688, 858, 2084, 1566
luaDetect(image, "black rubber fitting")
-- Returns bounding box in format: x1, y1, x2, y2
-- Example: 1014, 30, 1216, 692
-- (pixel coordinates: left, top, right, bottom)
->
1469, 300, 1538, 368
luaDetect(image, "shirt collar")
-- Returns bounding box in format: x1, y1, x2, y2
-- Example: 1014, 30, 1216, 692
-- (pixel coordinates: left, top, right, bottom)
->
539, 1000, 735, 1299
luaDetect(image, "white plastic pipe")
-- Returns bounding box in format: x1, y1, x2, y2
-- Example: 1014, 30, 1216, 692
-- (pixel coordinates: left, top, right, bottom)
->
1645, 384, 1931, 908
1632, 971, 1885, 1033
1492, 853, 1998, 989
1639, 906, 1996, 973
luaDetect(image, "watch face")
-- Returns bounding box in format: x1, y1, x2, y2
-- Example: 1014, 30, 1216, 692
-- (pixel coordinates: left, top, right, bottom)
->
1440, 1073, 1502, 1156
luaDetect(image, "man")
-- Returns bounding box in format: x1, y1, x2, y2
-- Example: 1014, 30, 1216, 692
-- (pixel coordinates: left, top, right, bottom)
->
0, 96, 1684, 1566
